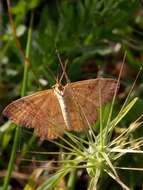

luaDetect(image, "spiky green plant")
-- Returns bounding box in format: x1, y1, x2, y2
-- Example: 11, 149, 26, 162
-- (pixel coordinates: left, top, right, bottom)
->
34, 93, 142, 190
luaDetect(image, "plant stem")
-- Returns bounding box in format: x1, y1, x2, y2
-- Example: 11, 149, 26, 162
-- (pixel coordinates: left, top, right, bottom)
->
3, 12, 33, 190
99, 81, 103, 149
21, 13, 33, 97
67, 169, 77, 190
3, 123, 19, 190
21, 134, 37, 157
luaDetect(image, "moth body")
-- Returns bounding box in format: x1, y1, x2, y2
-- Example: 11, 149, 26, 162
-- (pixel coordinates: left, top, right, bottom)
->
54, 84, 72, 130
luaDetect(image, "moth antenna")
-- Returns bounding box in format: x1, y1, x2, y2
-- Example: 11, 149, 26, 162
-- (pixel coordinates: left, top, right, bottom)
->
59, 59, 70, 83
56, 74, 59, 84
56, 49, 70, 83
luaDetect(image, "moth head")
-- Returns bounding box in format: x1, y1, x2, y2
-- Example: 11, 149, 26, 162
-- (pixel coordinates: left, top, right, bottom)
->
53, 83, 64, 96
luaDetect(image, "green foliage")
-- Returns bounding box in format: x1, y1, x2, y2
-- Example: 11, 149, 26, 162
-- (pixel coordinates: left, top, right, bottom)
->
1, 0, 143, 190
30, 0, 139, 79
0, 0, 141, 91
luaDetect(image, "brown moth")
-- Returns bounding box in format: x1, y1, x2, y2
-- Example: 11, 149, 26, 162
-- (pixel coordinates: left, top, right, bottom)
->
3, 78, 119, 140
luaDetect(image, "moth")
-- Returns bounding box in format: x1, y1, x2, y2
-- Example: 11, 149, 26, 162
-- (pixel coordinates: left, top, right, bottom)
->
3, 78, 118, 140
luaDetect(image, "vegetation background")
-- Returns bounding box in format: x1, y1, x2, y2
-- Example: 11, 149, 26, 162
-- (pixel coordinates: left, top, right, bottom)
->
1, 0, 143, 190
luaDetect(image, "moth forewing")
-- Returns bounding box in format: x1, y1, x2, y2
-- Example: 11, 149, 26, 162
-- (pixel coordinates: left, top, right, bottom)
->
3, 89, 66, 139
65, 78, 119, 130
53, 84, 72, 130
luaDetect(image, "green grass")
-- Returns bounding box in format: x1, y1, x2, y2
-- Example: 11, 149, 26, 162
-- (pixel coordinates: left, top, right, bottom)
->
1, 0, 143, 190
35, 96, 139, 190
2, 7, 33, 190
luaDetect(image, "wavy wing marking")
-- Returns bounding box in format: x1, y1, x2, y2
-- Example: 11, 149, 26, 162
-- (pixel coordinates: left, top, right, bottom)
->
3, 90, 65, 139
64, 78, 118, 131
